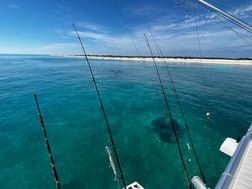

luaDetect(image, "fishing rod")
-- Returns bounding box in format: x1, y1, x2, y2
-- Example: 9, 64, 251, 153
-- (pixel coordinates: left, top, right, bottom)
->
166, 61, 206, 183
144, 33, 192, 189
153, 41, 206, 183
72, 24, 127, 189
33, 93, 61, 189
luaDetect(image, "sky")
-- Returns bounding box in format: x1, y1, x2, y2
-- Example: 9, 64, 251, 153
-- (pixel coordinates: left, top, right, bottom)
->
0, 0, 251, 58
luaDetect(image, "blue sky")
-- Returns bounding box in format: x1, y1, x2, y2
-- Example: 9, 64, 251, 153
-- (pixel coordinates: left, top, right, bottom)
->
0, 0, 251, 58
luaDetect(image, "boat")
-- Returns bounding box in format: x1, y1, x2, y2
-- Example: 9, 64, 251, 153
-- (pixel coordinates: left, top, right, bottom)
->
190, 123, 252, 189
216, 123, 252, 189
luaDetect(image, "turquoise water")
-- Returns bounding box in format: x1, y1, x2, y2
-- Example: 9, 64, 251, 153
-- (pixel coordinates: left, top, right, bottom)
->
1, 54, 252, 189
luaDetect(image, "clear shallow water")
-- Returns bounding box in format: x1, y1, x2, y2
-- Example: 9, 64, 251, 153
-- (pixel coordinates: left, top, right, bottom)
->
0, 54, 252, 188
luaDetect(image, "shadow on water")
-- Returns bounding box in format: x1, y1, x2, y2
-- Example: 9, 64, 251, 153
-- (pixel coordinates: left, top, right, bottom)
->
151, 117, 184, 143
112, 69, 123, 77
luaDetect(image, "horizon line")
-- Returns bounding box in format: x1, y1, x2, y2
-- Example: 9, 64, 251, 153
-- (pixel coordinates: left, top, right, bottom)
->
0, 53, 252, 60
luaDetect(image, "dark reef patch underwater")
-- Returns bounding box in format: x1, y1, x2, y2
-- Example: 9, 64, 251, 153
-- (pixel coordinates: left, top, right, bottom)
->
151, 117, 184, 143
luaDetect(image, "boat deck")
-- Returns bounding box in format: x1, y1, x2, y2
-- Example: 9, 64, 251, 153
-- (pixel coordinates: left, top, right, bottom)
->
215, 124, 252, 189
231, 140, 252, 189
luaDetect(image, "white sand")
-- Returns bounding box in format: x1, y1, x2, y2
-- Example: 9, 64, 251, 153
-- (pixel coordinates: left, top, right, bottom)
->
69, 55, 252, 65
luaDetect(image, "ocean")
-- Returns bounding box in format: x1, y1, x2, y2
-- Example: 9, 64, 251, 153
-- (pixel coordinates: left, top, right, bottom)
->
1, 54, 252, 189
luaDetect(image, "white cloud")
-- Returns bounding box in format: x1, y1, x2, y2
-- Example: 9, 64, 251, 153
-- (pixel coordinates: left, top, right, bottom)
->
8, 4, 19, 9
66, 8, 252, 57
36, 43, 86, 55
76, 22, 107, 32
38, 43, 77, 50
0, 3, 20, 9
231, 4, 252, 18
69, 30, 133, 51
32, 1, 252, 57
0, 43, 81, 55
244, 5, 252, 13
29, 5, 252, 57
4, 2, 250, 57
123, 3, 168, 17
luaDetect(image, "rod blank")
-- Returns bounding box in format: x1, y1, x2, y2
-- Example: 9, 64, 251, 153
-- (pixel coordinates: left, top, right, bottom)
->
34, 93, 61, 189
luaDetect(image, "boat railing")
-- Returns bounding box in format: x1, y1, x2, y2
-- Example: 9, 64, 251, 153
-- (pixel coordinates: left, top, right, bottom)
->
215, 123, 252, 189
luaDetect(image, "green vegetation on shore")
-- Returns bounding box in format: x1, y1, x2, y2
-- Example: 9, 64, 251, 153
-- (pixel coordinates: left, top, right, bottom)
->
74, 54, 252, 60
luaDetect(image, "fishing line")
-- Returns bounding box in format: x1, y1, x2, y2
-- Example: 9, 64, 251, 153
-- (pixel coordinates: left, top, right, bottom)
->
208, 0, 252, 17
191, 2, 209, 118
72, 24, 127, 189
161, 49, 206, 183
144, 33, 192, 189
34, 93, 61, 189
110, 0, 143, 58
214, 15, 252, 44
195, 0, 252, 33
148, 34, 206, 183
140, 0, 207, 181
192, 2, 221, 179
192, 1, 219, 176
141, 3, 207, 178
139, 0, 205, 183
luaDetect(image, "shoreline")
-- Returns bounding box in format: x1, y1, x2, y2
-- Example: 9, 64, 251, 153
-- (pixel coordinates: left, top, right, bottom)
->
68, 55, 252, 65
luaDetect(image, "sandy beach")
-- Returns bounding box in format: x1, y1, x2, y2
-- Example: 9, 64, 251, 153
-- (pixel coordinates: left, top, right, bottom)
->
69, 55, 252, 65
